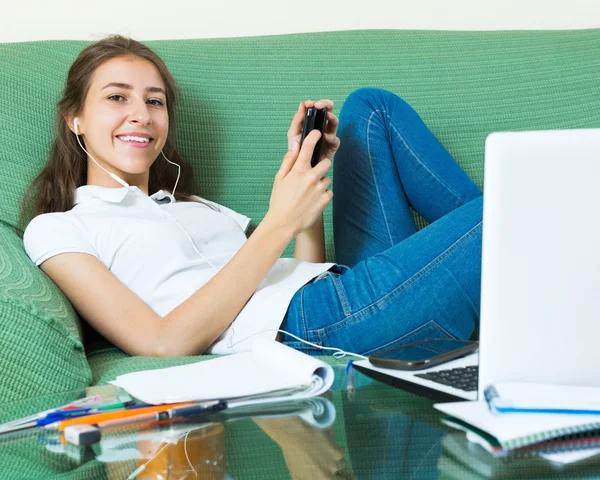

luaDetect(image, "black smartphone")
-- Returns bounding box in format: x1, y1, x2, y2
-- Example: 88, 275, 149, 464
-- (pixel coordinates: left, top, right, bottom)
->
368, 338, 478, 371
300, 107, 328, 167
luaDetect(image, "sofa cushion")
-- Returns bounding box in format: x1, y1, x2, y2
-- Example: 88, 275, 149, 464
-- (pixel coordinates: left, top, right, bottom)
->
0, 222, 91, 403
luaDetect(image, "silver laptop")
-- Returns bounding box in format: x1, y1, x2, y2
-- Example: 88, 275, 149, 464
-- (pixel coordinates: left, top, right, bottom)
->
353, 128, 600, 402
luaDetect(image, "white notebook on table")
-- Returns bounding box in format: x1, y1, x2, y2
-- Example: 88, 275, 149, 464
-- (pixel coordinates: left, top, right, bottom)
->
110, 339, 334, 407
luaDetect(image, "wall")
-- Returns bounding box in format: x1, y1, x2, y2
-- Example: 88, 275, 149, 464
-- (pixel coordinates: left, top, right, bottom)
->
2, 0, 600, 43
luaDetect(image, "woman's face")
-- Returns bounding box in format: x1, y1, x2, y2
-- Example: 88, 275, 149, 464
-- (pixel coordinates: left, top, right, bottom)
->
74, 55, 169, 183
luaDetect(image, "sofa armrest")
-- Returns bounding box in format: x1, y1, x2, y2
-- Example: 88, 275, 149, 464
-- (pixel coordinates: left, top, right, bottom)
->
0, 222, 91, 403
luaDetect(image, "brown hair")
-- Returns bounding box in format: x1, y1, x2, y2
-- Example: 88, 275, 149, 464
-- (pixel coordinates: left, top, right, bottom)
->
18, 34, 210, 236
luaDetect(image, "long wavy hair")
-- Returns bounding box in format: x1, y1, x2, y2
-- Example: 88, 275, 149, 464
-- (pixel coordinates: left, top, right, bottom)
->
18, 35, 210, 236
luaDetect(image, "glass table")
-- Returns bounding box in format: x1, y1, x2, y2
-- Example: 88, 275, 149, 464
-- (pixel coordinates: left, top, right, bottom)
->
2, 365, 600, 479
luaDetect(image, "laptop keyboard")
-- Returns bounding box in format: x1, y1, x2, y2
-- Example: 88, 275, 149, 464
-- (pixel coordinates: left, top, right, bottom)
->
415, 366, 479, 392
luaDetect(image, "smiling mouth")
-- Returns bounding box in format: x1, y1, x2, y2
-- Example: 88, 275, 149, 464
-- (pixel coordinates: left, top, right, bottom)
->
116, 135, 153, 144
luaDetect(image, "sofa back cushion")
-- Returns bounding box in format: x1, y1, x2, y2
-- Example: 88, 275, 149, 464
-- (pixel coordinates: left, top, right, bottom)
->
2, 30, 600, 257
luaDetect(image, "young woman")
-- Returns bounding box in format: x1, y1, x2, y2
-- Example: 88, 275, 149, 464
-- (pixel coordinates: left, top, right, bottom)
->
21, 35, 483, 358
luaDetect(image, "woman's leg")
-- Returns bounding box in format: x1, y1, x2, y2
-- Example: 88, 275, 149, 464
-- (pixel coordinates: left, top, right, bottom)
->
333, 87, 482, 267
282, 196, 482, 356
281, 88, 483, 355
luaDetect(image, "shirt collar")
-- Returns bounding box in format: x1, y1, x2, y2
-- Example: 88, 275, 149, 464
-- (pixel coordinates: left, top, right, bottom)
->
74, 185, 175, 205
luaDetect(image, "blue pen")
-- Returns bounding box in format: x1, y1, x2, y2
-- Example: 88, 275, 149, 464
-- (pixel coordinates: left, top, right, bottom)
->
44, 407, 94, 417
484, 385, 499, 414
346, 360, 355, 395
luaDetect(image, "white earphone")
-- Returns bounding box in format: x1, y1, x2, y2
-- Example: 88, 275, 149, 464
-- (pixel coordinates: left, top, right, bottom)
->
72, 117, 181, 196
73, 117, 129, 188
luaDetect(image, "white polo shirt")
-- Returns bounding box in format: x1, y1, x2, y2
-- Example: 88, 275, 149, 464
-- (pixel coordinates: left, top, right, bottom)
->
23, 185, 335, 354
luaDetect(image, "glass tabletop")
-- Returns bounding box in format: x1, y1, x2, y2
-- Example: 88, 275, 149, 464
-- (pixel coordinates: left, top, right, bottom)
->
2, 365, 600, 479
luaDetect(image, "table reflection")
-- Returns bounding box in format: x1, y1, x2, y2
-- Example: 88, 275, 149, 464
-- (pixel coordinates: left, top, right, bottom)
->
4, 370, 600, 479
438, 431, 600, 479
100, 396, 349, 480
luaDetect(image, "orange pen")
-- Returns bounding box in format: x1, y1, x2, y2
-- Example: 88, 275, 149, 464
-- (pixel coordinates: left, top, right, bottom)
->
56, 402, 194, 432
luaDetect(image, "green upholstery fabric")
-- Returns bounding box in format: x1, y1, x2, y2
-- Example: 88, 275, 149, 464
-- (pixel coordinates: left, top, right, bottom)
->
1, 29, 599, 403
88, 347, 220, 385
1, 437, 107, 480
0, 222, 91, 403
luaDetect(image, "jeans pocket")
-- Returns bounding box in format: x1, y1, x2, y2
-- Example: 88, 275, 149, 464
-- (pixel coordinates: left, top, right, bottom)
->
361, 320, 457, 357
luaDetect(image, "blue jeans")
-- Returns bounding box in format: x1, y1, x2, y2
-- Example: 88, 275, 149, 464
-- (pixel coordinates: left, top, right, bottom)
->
281, 88, 483, 356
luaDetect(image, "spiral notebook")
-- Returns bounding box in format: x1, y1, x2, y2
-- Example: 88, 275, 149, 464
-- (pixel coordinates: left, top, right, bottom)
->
435, 401, 600, 453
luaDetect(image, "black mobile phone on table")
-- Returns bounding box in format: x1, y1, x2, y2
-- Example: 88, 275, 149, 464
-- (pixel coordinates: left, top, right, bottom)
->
300, 107, 328, 167
368, 338, 478, 371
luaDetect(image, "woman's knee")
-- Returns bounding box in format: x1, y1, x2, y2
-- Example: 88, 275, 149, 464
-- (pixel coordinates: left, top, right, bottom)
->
340, 87, 411, 119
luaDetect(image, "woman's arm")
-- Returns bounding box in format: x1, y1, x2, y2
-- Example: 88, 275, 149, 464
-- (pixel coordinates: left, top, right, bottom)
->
40, 217, 294, 357
158, 216, 294, 355
293, 213, 326, 263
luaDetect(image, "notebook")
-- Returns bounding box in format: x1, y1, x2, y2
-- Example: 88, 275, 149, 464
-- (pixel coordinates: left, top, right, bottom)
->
110, 339, 334, 406
485, 382, 600, 415
435, 401, 600, 453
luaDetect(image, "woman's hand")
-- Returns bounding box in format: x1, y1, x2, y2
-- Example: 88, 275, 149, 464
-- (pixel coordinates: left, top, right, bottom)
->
265, 130, 333, 238
287, 99, 341, 163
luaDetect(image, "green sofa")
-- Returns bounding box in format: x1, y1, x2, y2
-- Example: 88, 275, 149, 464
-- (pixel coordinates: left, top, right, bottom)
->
1, 29, 599, 406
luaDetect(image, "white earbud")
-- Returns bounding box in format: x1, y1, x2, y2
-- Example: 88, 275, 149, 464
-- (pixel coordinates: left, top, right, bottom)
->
73, 117, 129, 188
